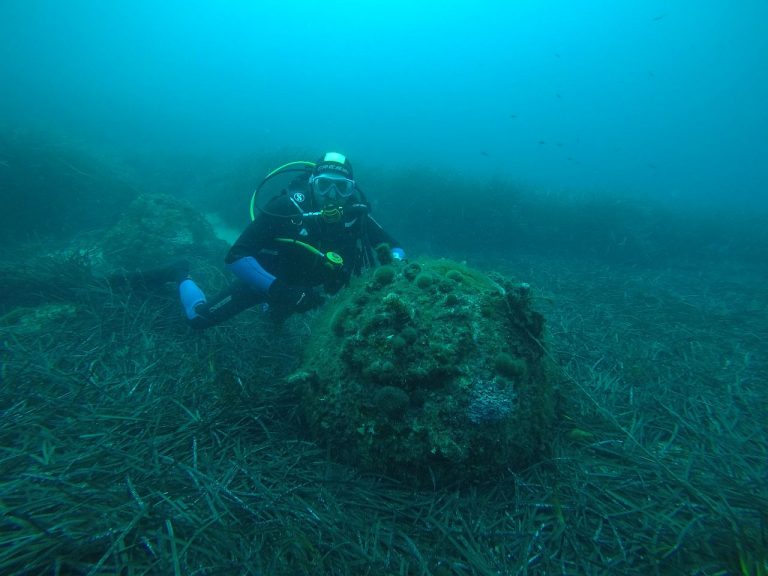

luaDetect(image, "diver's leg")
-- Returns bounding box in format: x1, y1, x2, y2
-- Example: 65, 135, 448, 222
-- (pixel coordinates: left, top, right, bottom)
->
181, 279, 263, 329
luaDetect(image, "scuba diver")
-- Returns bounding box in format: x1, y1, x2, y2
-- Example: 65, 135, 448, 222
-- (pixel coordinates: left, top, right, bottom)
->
140, 152, 405, 329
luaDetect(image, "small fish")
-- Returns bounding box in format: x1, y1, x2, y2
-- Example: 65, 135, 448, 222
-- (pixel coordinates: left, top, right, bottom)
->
652, 13, 668, 21
480, 151, 490, 157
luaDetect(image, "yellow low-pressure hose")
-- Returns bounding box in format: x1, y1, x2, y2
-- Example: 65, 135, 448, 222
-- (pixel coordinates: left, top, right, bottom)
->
274, 238, 343, 270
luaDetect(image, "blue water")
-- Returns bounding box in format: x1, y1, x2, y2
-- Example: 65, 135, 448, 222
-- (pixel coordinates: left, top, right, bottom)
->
2, 0, 766, 211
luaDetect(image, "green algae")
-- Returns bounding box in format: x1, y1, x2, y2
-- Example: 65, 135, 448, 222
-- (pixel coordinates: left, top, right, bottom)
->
291, 257, 555, 486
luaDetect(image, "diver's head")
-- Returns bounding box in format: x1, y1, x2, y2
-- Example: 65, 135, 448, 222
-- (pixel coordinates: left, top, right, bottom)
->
309, 152, 356, 206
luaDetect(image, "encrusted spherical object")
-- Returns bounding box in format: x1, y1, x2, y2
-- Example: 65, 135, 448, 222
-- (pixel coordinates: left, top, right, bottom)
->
292, 258, 555, 486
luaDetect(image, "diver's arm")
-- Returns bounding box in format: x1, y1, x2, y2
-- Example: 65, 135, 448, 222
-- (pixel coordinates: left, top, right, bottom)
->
366, 215, 406, 261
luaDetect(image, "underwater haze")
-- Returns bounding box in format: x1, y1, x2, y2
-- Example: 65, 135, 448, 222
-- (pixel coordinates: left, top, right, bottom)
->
3, 2, 768, 574
2, 0, 767, 210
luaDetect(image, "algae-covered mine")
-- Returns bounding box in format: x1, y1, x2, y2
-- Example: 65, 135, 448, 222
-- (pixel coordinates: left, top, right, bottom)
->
290, 256, 555, 485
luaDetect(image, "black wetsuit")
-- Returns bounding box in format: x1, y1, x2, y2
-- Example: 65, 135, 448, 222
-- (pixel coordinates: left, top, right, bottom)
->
188, 187, 398, 328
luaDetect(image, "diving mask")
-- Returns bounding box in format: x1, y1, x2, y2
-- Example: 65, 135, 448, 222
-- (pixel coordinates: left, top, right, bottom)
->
310, 174, 355, 198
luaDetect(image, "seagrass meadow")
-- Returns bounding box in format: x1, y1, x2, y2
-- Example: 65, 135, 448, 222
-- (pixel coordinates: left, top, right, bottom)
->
3, 0, 768, 570
0, 129, 766, 576
1, 239, 766, 575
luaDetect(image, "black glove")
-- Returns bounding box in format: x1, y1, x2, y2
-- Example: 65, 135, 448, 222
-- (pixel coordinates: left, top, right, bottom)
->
267, 279, 324, 316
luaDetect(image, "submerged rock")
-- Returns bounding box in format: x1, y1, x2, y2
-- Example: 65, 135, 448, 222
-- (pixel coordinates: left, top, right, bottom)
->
291, 258, 555, 486
0, 303, 78, 335
101, 194, 226, 272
